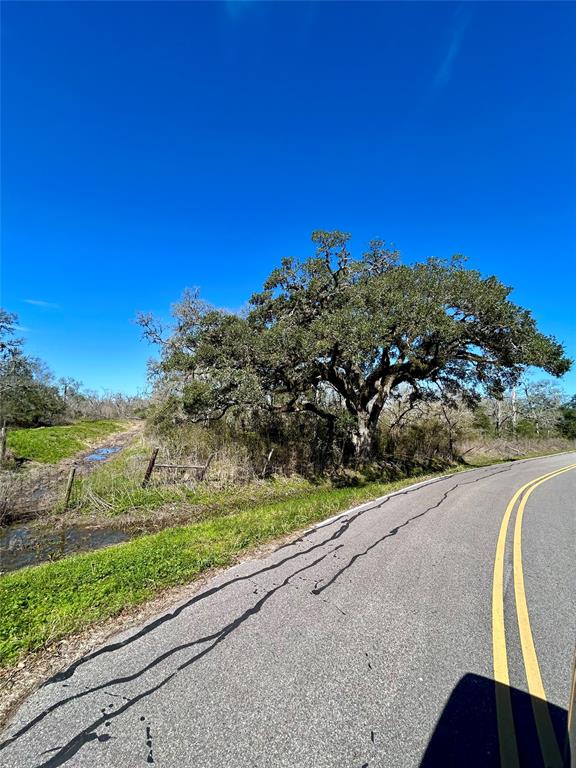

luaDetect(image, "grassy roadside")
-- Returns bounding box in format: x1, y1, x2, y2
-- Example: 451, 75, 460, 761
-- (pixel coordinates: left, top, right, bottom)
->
6, 420, 131, 463
1, 446, 573, 670
0, 471, 441, 668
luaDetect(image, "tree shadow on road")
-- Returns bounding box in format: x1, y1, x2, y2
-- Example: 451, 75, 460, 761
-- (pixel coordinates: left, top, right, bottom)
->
420, 673, 569, 767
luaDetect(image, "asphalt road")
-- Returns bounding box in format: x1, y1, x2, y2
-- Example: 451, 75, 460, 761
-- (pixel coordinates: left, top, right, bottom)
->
1, 453, 575, 767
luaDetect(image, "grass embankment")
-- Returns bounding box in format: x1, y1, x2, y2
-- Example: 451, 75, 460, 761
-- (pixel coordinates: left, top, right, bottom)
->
6, 420, 131, 463
0, 472, 437, 668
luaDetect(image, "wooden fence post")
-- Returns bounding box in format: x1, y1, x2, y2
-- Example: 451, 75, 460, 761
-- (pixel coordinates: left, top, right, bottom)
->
199, 452, 216, 481
142, 447, 159, 487
262, 448, 275, 478
64, 465, 77, 509
0, 421, 7, 465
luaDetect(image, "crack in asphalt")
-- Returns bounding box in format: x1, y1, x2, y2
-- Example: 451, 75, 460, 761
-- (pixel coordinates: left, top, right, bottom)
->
27, 544, 345, 768
1, 462, 518, 763
41, 465, 514, 691
310, 464, 516, 596
318, 597, 347, 616
145, 723, 154, 764
283, 577, 348, 617
274, 462, 518, 555
0, 526, 347, 751
38, 498, 362, 691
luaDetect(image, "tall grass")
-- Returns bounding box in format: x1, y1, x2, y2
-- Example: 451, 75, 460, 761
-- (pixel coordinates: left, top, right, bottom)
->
71, 437, 323, 519
458, 436, 575, 463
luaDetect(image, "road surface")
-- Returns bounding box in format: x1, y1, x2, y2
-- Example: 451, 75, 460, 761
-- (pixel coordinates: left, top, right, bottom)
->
1, 453, 575, 767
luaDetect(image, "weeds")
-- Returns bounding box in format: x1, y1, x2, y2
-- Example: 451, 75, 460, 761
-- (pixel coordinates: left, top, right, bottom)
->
70, 437, 323, 521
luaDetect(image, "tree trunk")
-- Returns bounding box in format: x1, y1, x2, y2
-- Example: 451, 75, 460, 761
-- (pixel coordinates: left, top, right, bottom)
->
350, 412, 373, 463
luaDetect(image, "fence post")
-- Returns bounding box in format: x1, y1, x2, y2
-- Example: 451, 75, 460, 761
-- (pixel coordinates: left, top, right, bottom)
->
64, 465, 77, 509
199, 452, 216, 481
142, 447, 159, 487
0, 421, 7, 465
262, 448, 275, 478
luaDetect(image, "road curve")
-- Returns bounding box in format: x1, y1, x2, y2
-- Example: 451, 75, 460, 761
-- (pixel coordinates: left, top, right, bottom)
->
1, 453, 575, 767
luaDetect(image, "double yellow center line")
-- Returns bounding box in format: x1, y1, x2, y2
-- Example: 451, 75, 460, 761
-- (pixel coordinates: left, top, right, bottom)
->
492, 462, 576, 767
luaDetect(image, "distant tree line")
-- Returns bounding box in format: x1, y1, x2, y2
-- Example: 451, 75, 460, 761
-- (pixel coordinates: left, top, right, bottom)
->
472, 381, 576, 439
0, 309, 146, 428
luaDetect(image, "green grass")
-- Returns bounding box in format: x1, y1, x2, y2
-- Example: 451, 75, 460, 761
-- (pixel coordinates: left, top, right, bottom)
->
2, 445, 572, 669
72, 439, 321, 517
0, 471, 442, 668
6, 420, 131, 463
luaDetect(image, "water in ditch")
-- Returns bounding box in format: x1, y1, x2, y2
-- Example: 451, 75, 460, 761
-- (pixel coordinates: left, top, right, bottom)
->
0, 521, 132, 573
0, 443, 131, 572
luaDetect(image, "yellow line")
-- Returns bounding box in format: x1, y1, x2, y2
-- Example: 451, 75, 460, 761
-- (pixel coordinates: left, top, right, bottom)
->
513, 464, 576, 768
491, 463, 576, 767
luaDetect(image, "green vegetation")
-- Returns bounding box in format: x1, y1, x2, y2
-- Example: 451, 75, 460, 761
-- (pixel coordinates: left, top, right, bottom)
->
73, 439, 320, 517
2, 446, 574, 667
66, 429, 576, 523
0, 471, 443, 667
558, 396, 576, 439
0, 309, 66, 428
7, 420, 130, 463
140, 230, 569, 464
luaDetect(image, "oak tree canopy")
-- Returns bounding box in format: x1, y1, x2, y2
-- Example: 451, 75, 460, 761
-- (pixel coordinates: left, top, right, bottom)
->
140, 231, 570, 460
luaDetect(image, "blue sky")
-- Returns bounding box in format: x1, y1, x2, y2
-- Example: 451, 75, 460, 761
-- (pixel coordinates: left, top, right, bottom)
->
1, 1, 575, 395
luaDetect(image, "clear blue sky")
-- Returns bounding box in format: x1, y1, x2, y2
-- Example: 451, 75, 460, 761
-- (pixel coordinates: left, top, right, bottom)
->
2, 1, 575, 395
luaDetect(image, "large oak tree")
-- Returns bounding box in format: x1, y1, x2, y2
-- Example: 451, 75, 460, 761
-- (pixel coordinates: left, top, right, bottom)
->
140, 232, 570, 460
